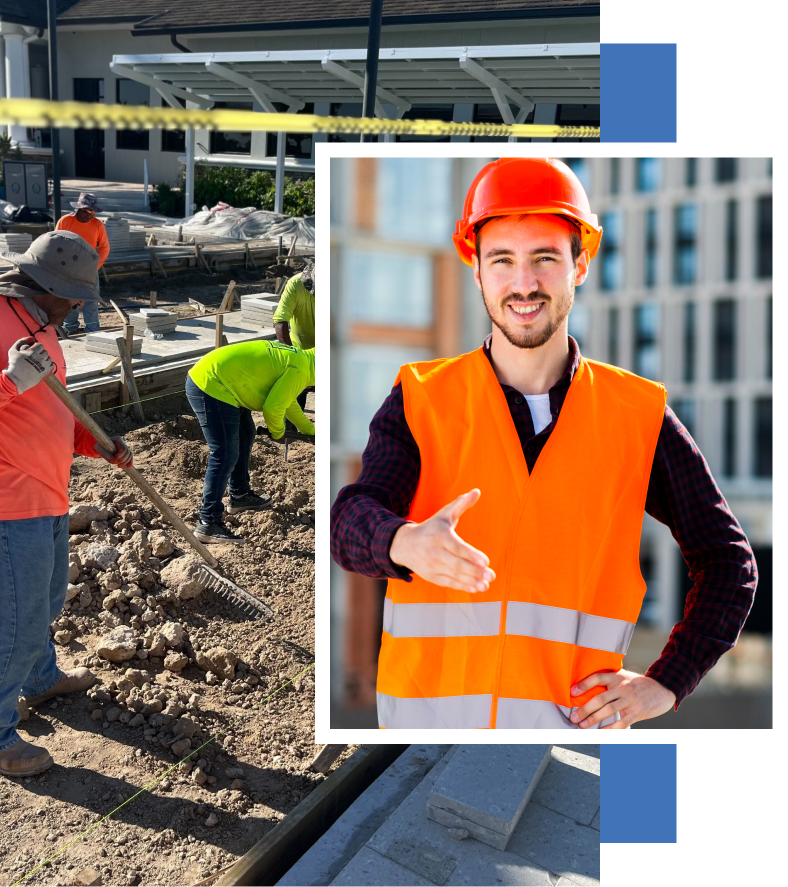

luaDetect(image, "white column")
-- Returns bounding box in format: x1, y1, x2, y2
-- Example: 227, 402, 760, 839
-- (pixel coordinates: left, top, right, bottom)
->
532, 103, 559, 144
274, 131, 285, 214
184, 127, 195, 217
3, 27, 32, 145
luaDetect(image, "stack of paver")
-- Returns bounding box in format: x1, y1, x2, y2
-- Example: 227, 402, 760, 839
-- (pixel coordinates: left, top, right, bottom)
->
241, 293, 280, 326
426, 745, 552, 850
0, 233, 33, 252
128, 308, 178, 336
103, 216, 131, 251
84, 331, 143, 355
128, 228, 147, 249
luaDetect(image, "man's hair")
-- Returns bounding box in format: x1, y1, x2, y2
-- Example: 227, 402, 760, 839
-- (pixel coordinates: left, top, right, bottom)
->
474, 213, 583, 264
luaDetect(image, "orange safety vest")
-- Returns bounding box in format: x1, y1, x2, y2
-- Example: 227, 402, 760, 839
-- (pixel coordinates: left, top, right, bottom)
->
377, 347, 666, 729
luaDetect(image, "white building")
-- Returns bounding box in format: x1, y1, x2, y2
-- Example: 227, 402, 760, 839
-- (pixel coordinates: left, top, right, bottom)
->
0, 1, 600, 188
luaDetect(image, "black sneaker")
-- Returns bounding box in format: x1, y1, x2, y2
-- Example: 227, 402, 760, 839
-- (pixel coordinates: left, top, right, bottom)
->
194, 521, 245, 544
227, 491, 272, 514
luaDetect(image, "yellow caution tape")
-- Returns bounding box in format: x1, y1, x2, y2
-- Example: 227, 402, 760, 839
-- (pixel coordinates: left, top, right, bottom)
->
0, 98, 599, 139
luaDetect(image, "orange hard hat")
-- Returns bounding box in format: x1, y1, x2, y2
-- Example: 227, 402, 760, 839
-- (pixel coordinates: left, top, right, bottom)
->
453, 157, 603, 265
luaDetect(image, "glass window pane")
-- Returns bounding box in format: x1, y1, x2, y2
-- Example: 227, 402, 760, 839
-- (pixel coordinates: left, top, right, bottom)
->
344, 249, 433, 327
672, 398, 696, 439
568, 302, 587, 350
600, 209, 622, 291
343, 345, 432, 450
634, 302, 660, 379
673, 203, 697, 285
210, 102, 253, 155
753, 397, 772, 478
757, 195, 772, 279
377, 158, 452, 245
115, 78, 149, 150
636, 158, 661, 192
713, 299, 736, 381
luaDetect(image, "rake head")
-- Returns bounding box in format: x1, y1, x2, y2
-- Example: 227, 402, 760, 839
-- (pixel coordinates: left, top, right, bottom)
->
197, 563, 274, 620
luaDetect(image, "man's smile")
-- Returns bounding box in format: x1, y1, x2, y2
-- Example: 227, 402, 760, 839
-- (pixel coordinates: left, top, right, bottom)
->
506, 300, 546, 322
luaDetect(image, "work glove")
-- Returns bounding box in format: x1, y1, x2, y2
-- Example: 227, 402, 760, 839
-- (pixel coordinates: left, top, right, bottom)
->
3, 337, 55, 394
256, 427, 315, 445
94, 436, 133, 467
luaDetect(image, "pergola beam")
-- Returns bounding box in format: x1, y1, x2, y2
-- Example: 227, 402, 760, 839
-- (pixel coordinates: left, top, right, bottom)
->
109, 63, 214, 109
204, 62, 304, 112
459, 55, 535, 116
321, 59, 410, 119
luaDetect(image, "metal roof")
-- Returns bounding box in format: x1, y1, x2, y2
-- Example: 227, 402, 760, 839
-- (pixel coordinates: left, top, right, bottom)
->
110, 43, 600, 120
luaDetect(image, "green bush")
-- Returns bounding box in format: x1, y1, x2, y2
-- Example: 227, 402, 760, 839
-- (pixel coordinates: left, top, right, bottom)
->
153, 166, 315, 218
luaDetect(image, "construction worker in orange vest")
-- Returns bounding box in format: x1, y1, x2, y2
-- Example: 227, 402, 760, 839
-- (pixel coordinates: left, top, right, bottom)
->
331, 158, 757, 730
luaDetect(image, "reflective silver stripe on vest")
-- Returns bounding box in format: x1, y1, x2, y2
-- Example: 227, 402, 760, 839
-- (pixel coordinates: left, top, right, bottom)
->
377, 692, 493, 728
495, 697, 620, 729
505, 601, 635, 655
383, 599, 502, 638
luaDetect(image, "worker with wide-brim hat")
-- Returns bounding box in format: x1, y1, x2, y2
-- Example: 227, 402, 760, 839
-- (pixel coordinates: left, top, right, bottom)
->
331, 157, 757, 730
0, 230, 133, 777
186, 340, 315, 544
55, 192, 110, 335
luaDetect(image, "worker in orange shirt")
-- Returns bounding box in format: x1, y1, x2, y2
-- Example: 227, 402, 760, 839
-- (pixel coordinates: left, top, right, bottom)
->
55, 193, 109, 334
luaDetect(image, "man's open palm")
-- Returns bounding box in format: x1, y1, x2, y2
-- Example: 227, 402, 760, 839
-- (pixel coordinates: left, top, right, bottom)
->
389, 489, 496, 592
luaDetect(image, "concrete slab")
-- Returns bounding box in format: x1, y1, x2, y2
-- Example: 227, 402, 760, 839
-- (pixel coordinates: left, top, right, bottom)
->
366, 751, 562, 887
427, 745, 552, 841
84, 331, 143, 355
332, 847, 435, 887
590, 810, 600, 832
531, 747, 600, 825
506, 803, 600, 885
278, 745, 451, 886
426, 804, 511, 851
62, 310, 275, 383
554, 745, 600, 760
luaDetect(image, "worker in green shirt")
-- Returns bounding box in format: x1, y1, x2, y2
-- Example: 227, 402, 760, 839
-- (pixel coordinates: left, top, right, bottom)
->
273, 262, 315, 414
185, 340, 315, 543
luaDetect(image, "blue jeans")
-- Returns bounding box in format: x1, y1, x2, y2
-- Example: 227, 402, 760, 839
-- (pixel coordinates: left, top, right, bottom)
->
64, 299, 100, 333
0, 514, 69, 750
185, 376, 255, 524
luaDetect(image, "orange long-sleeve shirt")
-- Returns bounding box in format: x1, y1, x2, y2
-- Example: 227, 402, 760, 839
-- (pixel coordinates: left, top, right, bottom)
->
55, 214, 110, 268
0, 297, 100, 519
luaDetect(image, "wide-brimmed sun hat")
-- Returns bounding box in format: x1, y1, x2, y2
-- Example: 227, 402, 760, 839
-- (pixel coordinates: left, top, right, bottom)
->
70, 192, 101, 212
0, 230, 103, 302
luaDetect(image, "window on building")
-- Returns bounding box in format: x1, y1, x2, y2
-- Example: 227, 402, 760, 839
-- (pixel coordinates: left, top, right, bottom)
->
766, 295, 772, 379
636, 158, 661, 192
756, 195, 772, 279
713, 299, 736, 381
715, 158, 738, 182
343, 249, 433, 327
328, 103, 362, 143
609, 158, 620, 195
115, 79, 149, 150
685, 158, 698, 187
683, 302, 696, 383
725, 199, 738, 281
568, 302, 587, 350
673, 203, 697, 285
767, 158, 773, 178
672, 398, 696, 439
600, 210, 622, 291
563, 158, 590, 192
722, 397, 737, 477
634, 302, 660, 379
645, 207, 658, 288
265, 103, 315, 158
753, 396, 772, 478
210, 102, 252, 154
608, 306, 619, 366
160, 96, 186, 153
377, 158, 452, 245
555, 105, 600, 137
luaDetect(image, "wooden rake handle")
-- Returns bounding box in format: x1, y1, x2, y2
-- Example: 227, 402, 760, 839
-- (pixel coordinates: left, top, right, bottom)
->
45, 375, 219, 568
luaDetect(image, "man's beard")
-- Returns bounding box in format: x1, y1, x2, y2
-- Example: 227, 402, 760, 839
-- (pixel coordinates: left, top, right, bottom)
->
481, 284, 574, 350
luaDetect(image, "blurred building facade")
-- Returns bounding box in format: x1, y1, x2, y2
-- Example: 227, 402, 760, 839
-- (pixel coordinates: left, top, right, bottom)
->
329, 156, 772, 727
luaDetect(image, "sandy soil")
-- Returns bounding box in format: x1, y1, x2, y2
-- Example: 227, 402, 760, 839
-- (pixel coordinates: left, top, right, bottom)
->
0, 399, 336, 887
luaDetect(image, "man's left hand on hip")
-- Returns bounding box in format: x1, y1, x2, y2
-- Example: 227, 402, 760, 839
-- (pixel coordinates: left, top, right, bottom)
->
94, 435, 133, 467
569, 668, 676, 729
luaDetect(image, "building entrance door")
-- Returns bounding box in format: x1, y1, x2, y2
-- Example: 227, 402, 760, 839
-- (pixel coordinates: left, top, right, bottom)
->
73, 78, 105, 179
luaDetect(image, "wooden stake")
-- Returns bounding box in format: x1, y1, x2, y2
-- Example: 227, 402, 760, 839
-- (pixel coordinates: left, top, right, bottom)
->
101, 355, 121, 374
219, 279, 237, 313
195, 242, 211, 272
150, 248, 168, 278
116, 330, 144, 422
109, 299, 127, 326
307, 745, 348, 775
149, 290, 157, 308
215, 313, 228, 349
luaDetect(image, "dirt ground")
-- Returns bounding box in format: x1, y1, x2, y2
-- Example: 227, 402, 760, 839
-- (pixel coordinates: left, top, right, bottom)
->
0, 393, 339, 887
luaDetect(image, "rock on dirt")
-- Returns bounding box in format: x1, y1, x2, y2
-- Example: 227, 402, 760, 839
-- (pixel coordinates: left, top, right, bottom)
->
195, 647, 237, 680
164, 651, 188, 672
74, 868, 102, 886
69, 504, 110, 533
159, 622, 185, 648
160, 555, 203, 600
149, 530, 175, 558
96, 626, 140, 662
81, 542, 121, 571
53, 630, 72, 645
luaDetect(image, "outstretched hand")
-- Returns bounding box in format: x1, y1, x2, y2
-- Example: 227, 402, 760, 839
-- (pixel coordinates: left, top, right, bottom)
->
569, 668, 676, 729
389, 489, 495, 592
